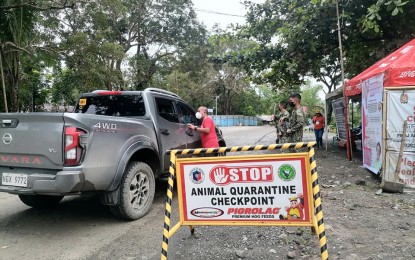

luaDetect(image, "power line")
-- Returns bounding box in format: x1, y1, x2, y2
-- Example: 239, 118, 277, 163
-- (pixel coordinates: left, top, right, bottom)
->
194, 8, 245, 18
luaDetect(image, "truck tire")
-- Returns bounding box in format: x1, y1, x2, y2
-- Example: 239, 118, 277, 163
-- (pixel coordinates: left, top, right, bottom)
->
18, 195, 64, 208
110, 162, 155, 220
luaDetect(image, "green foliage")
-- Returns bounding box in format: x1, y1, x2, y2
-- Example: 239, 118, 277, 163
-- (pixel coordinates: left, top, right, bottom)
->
363, 0, 409, 32
231, 87, 263, 116
348, 102, 362, 128
300, 81, 324, 118
240, 0, 415, 96
0, 0, 37, 111
1, 0, 413, 116
18, 53, 55, 111
51, 68, 79, 107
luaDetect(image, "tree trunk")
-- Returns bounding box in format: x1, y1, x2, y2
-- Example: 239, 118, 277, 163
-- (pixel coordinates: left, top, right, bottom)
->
326, 101, 333, 127
116, 59, 124, 89
0, 50, 8, 113
11, 54, 20, 112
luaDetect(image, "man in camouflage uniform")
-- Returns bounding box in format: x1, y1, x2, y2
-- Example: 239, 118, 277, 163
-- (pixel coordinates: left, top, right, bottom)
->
274, 101, 290, 144
286, 93, 306, 152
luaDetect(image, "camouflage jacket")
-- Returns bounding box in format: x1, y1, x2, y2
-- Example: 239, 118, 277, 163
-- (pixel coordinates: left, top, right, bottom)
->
276, 110, 290, 135
289, 107, 306, 133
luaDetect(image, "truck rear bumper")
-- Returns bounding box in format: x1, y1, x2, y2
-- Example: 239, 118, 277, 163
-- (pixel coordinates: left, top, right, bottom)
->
0, 171, 85, 195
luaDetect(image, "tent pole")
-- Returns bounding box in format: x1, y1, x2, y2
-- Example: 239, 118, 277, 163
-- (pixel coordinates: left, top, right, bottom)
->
344, 96, 352, 161
351, 102, 354, 128
325, 101, 328, 151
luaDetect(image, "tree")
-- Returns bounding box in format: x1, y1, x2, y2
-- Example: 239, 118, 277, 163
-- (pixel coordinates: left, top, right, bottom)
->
0, 0, 78, 112
156, 30, 270, 116
239, 0, 341, 93
362, 0, 410, 32
207, 33, 254, 115
239, 0, 415, 95
299, 81, 324, 118
0, 1, 36, 112
45, 0, 207, 98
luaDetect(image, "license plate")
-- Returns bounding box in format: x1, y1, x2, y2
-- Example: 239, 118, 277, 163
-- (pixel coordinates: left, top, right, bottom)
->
2, 173, 28, 187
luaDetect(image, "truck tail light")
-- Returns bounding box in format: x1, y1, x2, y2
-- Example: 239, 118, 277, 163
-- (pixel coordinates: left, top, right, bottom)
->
96, 91, 122, 95
64, 127, 86, 166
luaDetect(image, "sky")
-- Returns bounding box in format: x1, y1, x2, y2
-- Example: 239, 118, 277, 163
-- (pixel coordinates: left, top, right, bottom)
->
192, 0, 264, 30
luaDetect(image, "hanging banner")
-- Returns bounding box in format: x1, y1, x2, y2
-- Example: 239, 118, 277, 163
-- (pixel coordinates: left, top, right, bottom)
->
386, 89, 415, 153
384, 151, 415, 188
332, 98, 347, 141
362, 74, 384, 174
176, 154, 313, 225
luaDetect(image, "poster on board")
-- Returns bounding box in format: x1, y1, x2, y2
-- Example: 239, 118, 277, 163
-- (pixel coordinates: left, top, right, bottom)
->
385, 89, 415, 189
386, 89, 415, 153
362, 74, 383, 174
384, 151, 415, 188
332, 98, 347, 141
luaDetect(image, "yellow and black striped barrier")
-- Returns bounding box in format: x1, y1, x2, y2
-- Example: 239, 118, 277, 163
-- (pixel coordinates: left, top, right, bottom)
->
309, 145, 328, 260
161, 142, 328, 260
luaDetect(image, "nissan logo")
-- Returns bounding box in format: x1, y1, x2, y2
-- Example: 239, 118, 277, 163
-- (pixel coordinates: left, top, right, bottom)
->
2, 133, 12, 145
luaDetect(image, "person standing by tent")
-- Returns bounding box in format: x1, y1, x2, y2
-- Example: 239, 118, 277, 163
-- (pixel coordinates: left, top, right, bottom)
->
312, 109, 325, 149
286, 93, 306, 149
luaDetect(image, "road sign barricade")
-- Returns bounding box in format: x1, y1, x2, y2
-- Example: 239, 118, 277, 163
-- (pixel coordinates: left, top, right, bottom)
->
161, 142, 328, 260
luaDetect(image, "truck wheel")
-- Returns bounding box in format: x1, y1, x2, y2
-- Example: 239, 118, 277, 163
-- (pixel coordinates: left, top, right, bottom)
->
110, 162, 155, 220
18, 195, 64, 208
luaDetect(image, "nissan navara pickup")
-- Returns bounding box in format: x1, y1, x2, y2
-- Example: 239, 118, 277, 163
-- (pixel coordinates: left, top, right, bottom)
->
0, 88, 226, 220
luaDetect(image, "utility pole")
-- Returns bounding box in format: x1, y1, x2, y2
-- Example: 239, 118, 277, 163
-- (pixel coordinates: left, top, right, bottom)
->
335, 0, 351, 160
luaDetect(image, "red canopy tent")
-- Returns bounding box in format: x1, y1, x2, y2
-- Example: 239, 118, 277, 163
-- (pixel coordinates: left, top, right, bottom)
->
342, 38, 415, 162
345, 38, 415, 97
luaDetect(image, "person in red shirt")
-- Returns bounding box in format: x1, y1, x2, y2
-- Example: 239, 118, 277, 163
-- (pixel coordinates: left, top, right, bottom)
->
187, 106, 219, 148
312, 109, 325, 149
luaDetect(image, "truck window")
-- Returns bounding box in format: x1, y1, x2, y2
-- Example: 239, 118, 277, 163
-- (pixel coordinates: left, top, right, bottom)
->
155, 97, 179, 123
74, 95, 146, 116
177, 103, 198, 125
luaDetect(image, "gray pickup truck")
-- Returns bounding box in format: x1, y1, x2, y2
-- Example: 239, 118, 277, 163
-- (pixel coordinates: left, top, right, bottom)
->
0, 88, 226, 220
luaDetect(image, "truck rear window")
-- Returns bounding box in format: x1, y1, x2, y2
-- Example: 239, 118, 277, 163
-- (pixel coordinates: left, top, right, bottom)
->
74, 95, 146, 116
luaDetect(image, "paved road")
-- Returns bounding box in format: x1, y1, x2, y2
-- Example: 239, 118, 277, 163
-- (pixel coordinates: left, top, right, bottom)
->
220, 125, 321, 147
0, 126, 329, 260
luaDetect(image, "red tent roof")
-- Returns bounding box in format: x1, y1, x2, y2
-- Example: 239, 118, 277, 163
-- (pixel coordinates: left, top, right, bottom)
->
345, 38, 415, 96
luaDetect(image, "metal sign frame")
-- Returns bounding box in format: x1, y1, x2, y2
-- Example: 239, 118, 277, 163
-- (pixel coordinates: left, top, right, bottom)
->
160, 142, 328, 260
176, 153, 313, 226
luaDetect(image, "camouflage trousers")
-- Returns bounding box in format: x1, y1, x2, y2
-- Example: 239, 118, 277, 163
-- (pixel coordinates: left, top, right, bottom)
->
288, 131, 304, 153
279, 135, 290, 144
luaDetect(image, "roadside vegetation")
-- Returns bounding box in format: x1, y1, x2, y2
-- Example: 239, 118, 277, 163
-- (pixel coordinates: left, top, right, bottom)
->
0, 0, 414, 114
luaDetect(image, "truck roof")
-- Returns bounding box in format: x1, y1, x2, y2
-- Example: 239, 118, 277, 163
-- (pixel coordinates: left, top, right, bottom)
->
86, 88, 180, 99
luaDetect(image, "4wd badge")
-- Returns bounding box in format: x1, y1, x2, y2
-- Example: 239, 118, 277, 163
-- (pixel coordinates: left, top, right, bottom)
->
94, 122, 117, 133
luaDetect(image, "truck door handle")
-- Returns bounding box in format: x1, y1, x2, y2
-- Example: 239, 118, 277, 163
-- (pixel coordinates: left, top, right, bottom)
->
1, 119, 18, 128
186, 130, 194, 136
160, 129, 170, 135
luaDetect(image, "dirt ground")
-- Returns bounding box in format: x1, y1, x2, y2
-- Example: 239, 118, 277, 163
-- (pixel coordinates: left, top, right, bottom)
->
1, 128, 414, 260
167, 140, 415, 260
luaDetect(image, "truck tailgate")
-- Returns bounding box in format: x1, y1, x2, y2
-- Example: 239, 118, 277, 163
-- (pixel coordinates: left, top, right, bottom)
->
0, 113, 64, 169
